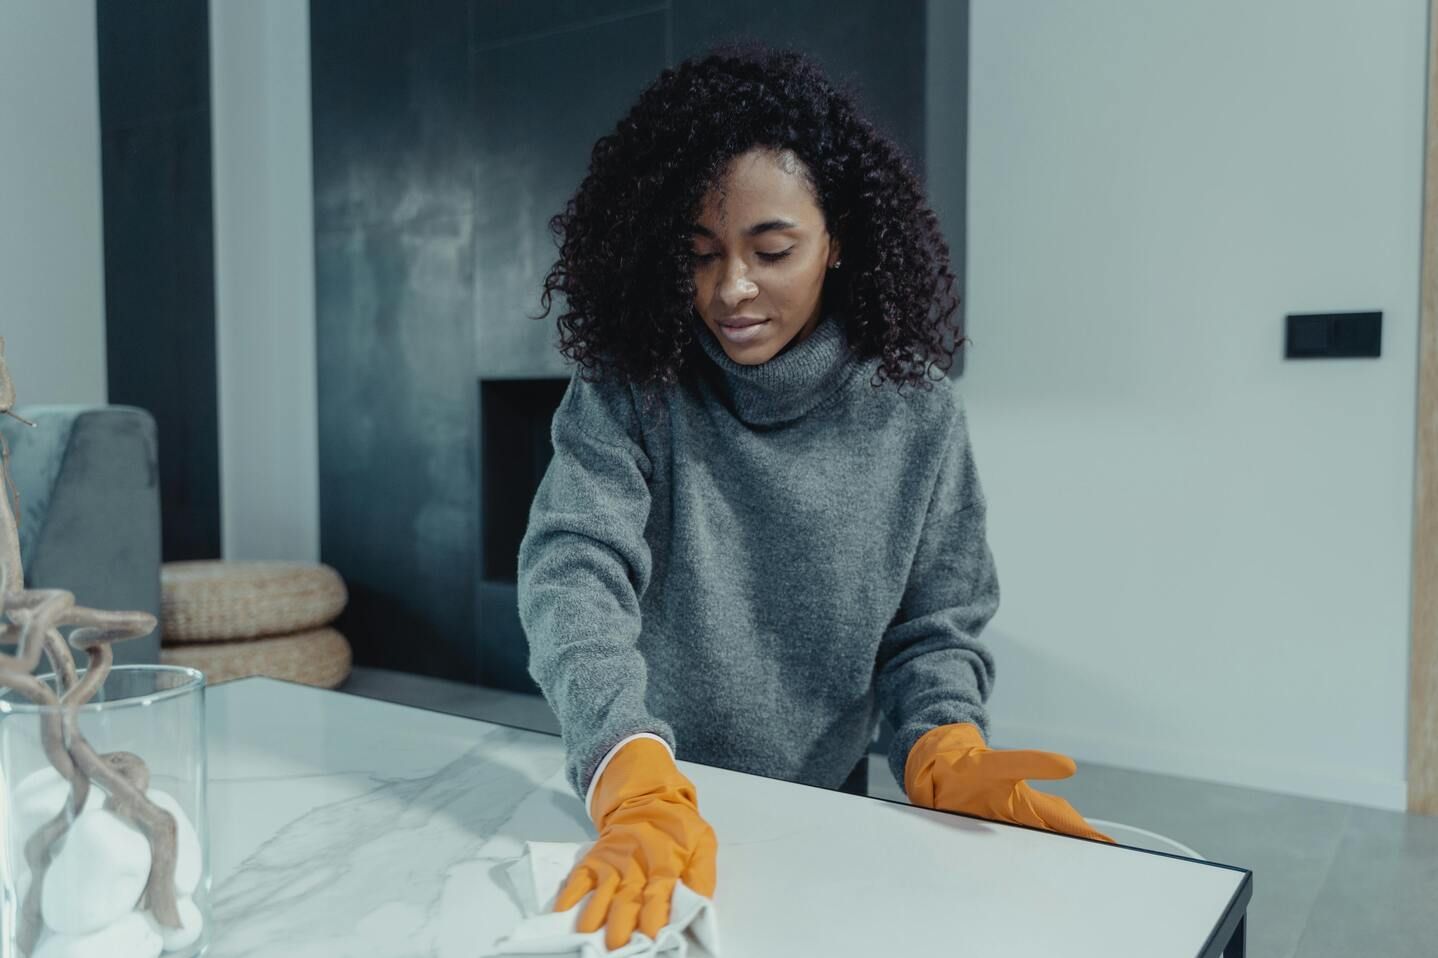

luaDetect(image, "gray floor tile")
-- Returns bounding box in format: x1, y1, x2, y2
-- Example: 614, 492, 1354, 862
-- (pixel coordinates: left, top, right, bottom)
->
1293, 805, 1438, 958
999, 760, 1349, 958
862, 755, 1324, 955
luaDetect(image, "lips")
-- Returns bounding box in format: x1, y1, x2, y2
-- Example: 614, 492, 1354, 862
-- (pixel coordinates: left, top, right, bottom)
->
716, 319, 769, 344
720, 317, 767, 328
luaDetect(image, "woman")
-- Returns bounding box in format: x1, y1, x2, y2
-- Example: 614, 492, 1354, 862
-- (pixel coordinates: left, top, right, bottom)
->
516, 43, 1110, 952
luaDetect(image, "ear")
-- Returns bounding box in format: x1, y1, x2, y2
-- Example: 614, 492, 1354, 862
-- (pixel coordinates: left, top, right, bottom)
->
827, 237, 842, 269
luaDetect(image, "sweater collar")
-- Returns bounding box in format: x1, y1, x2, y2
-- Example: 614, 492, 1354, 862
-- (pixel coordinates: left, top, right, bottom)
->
693, 309, 860, 425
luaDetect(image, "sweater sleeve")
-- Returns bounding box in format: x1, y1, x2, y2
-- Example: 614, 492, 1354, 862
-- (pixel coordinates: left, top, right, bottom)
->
516, 371, 676, 801
875, 394, 1000, 791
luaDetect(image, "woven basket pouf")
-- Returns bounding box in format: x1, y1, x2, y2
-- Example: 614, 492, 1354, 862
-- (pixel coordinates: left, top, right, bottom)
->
161, 627, 353, 688
161, 560, 347, 642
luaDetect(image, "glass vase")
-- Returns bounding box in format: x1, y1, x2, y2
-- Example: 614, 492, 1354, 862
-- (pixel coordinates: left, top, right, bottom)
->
0, 665, 208, 958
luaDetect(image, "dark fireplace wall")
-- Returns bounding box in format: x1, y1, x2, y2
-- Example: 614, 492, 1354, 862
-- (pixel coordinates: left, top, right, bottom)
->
312, 0, 936, 689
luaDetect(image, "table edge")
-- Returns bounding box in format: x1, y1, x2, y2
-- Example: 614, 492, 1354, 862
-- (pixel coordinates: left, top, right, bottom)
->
214, 677, 1258, 887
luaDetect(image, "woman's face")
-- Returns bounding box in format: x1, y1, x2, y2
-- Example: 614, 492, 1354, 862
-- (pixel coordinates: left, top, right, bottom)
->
690, 148, 840, 365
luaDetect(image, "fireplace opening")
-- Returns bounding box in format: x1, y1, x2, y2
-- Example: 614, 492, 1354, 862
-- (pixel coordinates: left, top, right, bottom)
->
478, 376, 570, 693
480, 377, 571, 583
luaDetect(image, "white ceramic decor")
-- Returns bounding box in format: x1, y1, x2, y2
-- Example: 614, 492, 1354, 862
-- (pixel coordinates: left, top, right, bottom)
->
13, 767, 96, 838
148, 897, 204, 952
32, 912, 163, 958
41, 808, 151, 935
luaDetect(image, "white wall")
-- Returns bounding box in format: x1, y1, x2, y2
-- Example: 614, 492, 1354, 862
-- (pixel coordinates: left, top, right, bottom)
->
0, 0, 107, 406
210, 0, 320, 562
933, 0, 1427, 809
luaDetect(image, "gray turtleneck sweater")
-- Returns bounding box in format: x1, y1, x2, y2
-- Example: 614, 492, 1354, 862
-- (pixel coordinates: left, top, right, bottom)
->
516, 313, 999, 801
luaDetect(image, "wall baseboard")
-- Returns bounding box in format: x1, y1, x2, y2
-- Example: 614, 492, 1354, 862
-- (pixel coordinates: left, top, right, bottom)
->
991, 720, 1408, 813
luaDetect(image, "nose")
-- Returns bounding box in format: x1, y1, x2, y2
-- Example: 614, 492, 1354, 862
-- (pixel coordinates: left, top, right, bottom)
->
716, 258, 758, 309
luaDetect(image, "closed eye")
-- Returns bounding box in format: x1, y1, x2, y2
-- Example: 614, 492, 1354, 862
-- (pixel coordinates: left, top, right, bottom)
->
691, 249, 794, 264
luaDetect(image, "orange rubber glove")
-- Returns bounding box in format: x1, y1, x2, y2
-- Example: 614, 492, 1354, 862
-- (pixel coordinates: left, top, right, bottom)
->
904, 722, 1115, 843
555, 738, 718, 951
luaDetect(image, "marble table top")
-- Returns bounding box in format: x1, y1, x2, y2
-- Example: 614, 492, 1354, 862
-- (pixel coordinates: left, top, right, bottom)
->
205, 678, 1250, 957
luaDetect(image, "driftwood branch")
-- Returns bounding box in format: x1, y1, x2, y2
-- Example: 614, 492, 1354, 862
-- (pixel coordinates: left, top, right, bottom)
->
0, 339, 184, 953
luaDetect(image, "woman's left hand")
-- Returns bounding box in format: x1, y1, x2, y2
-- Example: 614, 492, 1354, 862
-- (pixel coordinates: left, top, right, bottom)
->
904, 722, 1114, 843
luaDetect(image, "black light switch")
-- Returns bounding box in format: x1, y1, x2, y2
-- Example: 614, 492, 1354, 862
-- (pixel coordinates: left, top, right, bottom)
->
1285, 311, 1382, 359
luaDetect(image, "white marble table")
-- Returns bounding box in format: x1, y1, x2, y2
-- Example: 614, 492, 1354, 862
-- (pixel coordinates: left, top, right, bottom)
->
205, 678, 1251, 957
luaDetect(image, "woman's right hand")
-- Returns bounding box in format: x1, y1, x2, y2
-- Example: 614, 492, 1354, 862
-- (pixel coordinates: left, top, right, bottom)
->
555, 738, 718, 952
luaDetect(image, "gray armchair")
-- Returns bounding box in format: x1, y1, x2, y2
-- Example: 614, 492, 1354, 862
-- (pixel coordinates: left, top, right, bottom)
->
0, 406, 161, 664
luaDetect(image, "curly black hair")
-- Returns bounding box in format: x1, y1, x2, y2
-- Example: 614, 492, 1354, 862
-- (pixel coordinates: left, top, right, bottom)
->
536, 41, 964, 394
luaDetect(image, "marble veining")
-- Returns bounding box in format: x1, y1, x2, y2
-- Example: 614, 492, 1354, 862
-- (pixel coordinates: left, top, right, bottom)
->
202, 679, 1248, 958
208, 726, 577, 957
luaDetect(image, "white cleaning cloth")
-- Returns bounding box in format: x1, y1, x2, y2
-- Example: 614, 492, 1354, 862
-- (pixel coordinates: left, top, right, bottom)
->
492, 841, 721, 957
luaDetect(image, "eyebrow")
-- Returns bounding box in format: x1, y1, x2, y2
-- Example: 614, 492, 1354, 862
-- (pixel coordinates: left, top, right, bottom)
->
690, 219, 800, 238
